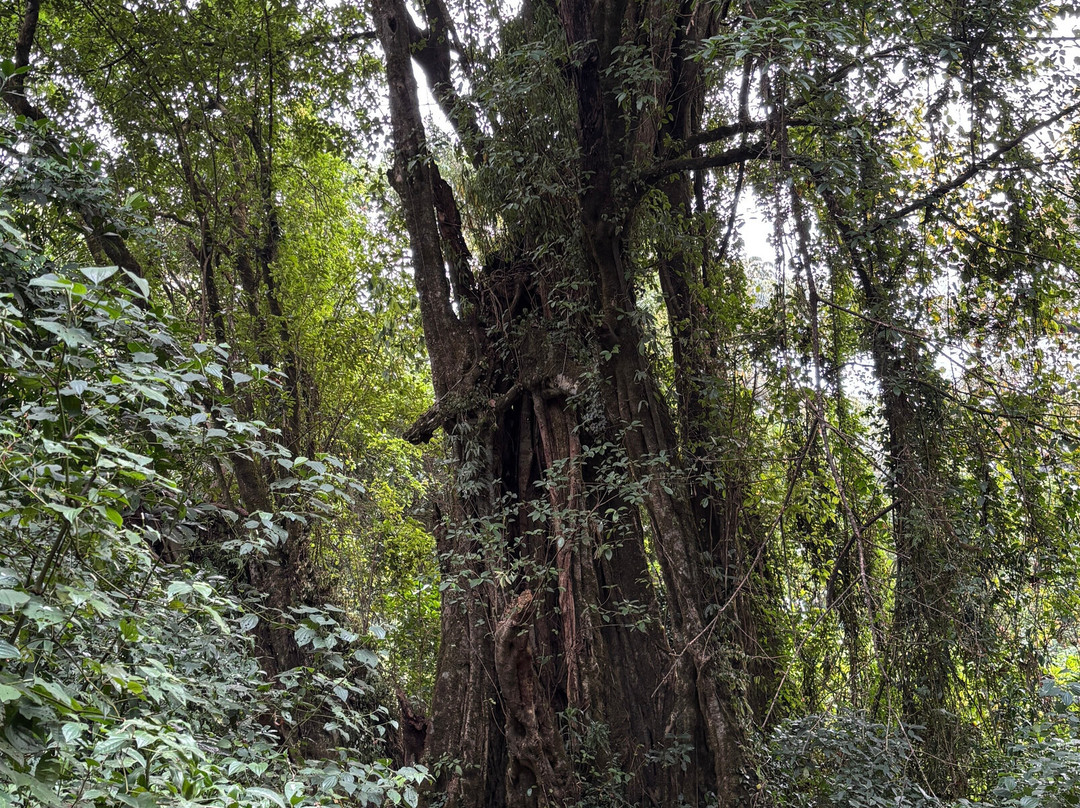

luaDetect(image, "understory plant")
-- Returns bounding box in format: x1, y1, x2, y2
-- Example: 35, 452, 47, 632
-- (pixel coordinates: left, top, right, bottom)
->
0, 192, 425, 806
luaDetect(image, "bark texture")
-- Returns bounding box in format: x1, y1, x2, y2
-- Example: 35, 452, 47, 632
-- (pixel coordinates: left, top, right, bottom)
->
375, 0, 763, 804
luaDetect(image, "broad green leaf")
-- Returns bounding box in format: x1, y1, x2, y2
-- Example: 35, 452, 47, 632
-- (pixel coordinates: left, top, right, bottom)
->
44, 503, 82, 523
34, 320, 93, 348
28, 274, 73, 290
0, 589, 29, 612
102, 507, 123, 528
61, 722, 86, 743
122, 269, 150, 299
35, 678, 78, 708
166, 581, 192, 598
284, 781, 304, 805
119, 618, 139, 642
78, 266, 118, 284
238, 613, 259, 631
93, 734, 130, 756
246, 786, 286, 807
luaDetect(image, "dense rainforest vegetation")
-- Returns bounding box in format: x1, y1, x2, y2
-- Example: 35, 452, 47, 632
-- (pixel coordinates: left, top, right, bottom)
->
1, 0, 1080, 804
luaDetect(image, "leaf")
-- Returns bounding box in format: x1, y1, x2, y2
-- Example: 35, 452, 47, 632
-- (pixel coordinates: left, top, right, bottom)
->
166, 581, 193, 598
285, 781, 304, 805
44, 503, 82, 524
28, 274, 73, 291
246, 786, 286, 807
353, 649, 378, 669
36, 678, 78, 708
294, 625, 318, 646
0, 684, 20, 703
0, 640, 20, 659
34, 320, 93, 348
122, 269, 150, 299
238, 613, 259, 631
93, 734, 130, 756
61, 722, 86, 744
133, 383, 168, 405
78, 266, 119, 284
0, 589, 30, 612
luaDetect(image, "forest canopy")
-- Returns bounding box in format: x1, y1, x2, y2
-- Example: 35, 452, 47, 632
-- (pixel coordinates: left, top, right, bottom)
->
1, 0, 1080, 805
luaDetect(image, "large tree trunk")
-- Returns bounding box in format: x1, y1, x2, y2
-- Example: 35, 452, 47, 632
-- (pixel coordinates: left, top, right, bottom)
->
376, 0, 755, 804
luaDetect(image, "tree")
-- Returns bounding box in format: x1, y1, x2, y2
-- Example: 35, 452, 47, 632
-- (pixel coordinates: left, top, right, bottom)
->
2, 0, 432, 706
374, 0, 1080, 804
0, 124, 428, 805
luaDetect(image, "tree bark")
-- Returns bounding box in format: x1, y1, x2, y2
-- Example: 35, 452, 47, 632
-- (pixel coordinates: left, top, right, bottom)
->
376, 0, 755, 804
869, 297, 966, 797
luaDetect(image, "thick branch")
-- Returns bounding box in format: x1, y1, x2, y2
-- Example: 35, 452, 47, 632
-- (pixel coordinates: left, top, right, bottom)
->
405, 0, 485, 166
9, 0, 39, 100
375, 0, 470, 396
404, 382, 522, 444
646, 139, 775, 181
689, 117, 810, 147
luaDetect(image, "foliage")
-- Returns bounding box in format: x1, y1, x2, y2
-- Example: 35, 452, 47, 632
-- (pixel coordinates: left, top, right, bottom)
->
973, 651, 1080, 808
765, 657, 1080, 808
4, 0, 1080, 802
766, 713, 941, 808
0, 153, 426, 805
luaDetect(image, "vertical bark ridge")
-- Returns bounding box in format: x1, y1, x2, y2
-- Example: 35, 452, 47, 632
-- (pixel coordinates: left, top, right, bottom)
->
380, 0, 761, 803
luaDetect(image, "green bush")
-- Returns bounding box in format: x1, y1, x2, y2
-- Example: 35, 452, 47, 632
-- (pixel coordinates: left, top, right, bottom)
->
971, 657, 1080, 808
765, 712, 940, 808
0, 171, 424, 805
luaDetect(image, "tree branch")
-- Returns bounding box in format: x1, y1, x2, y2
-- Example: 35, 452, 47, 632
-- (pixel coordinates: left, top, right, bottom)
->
2, 0, 148, 282
645, 139, 776, 181
868, 99, 1080, 233
375, 0, 471, 397
688, 117, 810, 147
9, 0, 40, 102
405, 0, 485, 166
